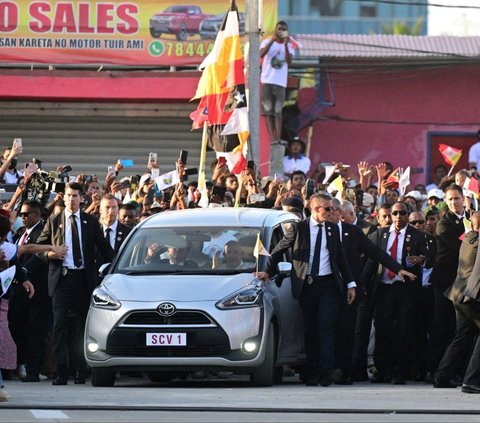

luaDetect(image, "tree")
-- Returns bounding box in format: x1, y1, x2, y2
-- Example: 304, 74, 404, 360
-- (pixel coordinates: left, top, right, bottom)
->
381, 16, 424, 35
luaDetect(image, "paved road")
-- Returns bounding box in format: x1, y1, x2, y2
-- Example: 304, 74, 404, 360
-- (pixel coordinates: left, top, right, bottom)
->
1, 375, 480, 422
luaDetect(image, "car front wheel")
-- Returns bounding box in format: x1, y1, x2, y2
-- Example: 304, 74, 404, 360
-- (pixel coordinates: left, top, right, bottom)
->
150, 28, 162, 38
250, 322, 276, 386
91, 368, 116, 387
176, 25, 188, 41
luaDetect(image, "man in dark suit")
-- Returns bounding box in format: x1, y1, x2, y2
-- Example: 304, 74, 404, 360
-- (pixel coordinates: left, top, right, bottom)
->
331, 199, 415, 384
259, 193, 356, 386
339, 199, 376, 237
429, 184, 465, 377
361, 201, 427, 384
99, 194, 131, 261
434, 212, 480, 392
36, 182, 114, 385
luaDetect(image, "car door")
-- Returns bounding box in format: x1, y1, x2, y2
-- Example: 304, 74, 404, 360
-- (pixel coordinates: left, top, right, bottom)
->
268, 221, 304, 363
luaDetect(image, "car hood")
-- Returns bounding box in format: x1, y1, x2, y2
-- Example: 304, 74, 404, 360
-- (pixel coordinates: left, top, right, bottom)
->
102, 273, 258, 302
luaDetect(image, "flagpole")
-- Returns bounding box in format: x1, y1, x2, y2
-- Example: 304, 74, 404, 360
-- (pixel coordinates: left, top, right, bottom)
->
447, 164, 455, 177
246, 0, 261, 166
199, 121, 208, 178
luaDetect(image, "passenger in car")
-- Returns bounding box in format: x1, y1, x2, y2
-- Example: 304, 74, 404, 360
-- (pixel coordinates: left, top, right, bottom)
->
145, 243, 198, 269
212, 241, 253, 270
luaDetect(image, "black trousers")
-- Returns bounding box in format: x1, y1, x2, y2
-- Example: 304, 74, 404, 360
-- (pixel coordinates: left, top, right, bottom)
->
25, 301, 51, 376
351, 290, 375, 377
436, 301, 480, 385
299, 276, 342, 378
52, 270, 90, 377
335, 299, 356, 376
373, 282, 415, 378
429, 284, 456, 373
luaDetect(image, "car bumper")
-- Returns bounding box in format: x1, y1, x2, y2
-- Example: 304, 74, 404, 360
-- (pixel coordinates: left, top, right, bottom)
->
85, 300, 266, 369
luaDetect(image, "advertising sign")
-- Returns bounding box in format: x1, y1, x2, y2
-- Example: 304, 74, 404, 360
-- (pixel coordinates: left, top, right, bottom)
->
0, 0, 278, 66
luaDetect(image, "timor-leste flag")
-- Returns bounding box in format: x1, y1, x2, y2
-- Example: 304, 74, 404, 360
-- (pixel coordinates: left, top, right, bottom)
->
439, 144, 462, 167
190, 2, 244, 129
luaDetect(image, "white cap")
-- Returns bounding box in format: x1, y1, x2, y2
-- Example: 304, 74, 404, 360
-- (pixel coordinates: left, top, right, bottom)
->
427, 188, 444, 200
139, 173, 151, 186
405, 190, 427, 201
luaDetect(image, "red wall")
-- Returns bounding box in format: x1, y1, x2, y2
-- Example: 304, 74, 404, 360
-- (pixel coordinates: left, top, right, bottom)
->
293, 64, 480, 185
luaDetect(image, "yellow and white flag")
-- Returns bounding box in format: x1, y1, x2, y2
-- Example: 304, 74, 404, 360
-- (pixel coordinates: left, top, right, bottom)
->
253, 233, 270, 259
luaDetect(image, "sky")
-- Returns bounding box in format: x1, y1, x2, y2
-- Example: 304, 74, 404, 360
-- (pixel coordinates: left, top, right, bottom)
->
428, 0, 480, 35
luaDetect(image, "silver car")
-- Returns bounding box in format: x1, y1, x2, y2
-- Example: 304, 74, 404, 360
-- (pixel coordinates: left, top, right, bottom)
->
85, 208, 304, 387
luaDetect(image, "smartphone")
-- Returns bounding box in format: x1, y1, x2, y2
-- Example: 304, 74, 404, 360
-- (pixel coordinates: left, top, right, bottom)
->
179, 150, 188, 165
212, 185, 226, 199
120, 159, 134, 167
13, 138, 22, 148
250, 193, 266, 203
151, 168, 160, 179
148, 152, 157, 166
121, 179, 130, 189
185, 167, 198, 176
107, 165, 114, 173
130, 175, 139, 190
217, 156, 227, 167
306, 179, 315, 199
247, 160, 255, 171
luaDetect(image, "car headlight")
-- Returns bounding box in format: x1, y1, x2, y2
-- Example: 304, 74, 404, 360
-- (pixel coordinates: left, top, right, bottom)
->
92, 287, 121, 310
216, 284, 263, 309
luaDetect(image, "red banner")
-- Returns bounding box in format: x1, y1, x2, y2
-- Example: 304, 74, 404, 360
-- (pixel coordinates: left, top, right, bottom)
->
0, 0, 278, 66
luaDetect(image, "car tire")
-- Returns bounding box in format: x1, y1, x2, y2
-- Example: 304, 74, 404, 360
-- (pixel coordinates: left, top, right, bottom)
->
147, 371, 173, 383
91, 368, 116, 387
250, 322, 276, 387
176, 25, 188, 41
150, 28, 161, 38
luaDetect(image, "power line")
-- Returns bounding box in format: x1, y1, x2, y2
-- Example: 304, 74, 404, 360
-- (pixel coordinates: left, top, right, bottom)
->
320, 114, 480, 126
348, 0, 480, 9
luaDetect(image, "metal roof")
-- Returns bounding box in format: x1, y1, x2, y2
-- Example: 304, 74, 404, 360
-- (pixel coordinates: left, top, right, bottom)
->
295, 34, 480, 59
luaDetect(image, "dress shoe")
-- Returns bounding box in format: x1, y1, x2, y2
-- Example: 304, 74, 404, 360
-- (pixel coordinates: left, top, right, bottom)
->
351, 371, 369, 382
433, 374, 457, 389
370, 374, 391, 384
21, 374, 40, 382
424, 372, 434, 384
335, 376, 353, 385
304, 375, 319, 386
320, 369, 343, 387
462, 384, 480, 394
74, 372, 86, 384
52, 376, 68, 386
392, 375, 406, 385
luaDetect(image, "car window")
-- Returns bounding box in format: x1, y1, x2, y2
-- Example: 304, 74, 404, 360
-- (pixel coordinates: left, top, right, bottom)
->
115, 226, 261, 274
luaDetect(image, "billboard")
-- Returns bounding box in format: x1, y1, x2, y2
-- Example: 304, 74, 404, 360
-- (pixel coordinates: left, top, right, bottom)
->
0, 0, 278, 66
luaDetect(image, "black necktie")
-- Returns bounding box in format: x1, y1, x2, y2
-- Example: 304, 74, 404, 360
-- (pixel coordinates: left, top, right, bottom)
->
105, 228, 113, 248
311, 223, 323, 276
70, 215, 82, 268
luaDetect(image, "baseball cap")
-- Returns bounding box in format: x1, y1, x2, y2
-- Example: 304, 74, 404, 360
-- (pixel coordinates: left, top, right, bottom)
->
427, 188, 444, 200
405, 190, 427, 201
139, 173, 151, 187
423, 205, 439, 217
435, 201, 448, 212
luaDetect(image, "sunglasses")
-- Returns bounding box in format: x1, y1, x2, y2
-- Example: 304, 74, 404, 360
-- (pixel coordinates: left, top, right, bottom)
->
19, 211, 33, 217
410, 220, 425, 225
319, 206, 334, 212
391, 210, 408, 216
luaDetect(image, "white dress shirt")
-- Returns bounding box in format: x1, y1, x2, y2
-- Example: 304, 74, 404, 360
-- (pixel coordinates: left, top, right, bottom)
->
17, 220, 41, 245
381, 225, 407, 284
102, 220, 118, 250
63, 209, 84, 269
307, 217, 332, 276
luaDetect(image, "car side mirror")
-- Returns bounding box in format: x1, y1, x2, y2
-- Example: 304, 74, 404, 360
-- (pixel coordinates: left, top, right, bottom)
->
98, 263, 111, 279
275, 262, 292, 287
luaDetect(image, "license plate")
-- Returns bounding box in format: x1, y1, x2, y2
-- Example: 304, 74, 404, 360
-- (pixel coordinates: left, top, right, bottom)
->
146, 333, 187, 346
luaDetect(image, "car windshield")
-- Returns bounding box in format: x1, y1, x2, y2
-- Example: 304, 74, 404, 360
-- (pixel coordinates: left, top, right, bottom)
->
164, 6, 189, 13
115, 226, 261, 275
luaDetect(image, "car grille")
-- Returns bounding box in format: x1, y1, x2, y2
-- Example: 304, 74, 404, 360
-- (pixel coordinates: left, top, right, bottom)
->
122, 311, 212, 326
107, 345, 230, 357
106, 327, 232, 358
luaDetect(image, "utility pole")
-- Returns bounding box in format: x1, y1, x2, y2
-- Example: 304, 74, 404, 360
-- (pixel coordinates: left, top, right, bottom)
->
246, 0, 261, 165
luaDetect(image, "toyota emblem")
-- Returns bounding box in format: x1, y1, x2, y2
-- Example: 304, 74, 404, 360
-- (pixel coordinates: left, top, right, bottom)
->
158, 302, 176, 317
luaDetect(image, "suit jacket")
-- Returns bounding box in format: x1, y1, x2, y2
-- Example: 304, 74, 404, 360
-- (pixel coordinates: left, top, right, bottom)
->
356, 217, 376, 237
36, 211, 114, 296
430, 211, 465, 289
97, 221, 131, 268
459, 232, 480, 302
17, 221, 49, 304
339, 222, 402, 290
267, 218, 355, 299
361, 225, 427, 301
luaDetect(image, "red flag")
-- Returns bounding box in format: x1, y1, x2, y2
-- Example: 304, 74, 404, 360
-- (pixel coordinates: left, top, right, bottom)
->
439, 144, 462, 167
468, 177, 479, 195
386, 168, 401, 189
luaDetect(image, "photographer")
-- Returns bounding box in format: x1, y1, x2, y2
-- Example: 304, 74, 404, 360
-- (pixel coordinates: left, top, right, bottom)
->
260, 21, 295, 144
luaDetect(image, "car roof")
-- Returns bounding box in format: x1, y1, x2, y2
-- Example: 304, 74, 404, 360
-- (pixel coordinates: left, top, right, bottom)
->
140, 208, 298, 229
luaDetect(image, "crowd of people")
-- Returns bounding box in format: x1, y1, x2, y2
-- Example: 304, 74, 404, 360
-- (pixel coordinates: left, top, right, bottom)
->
0, 131, 480, 401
